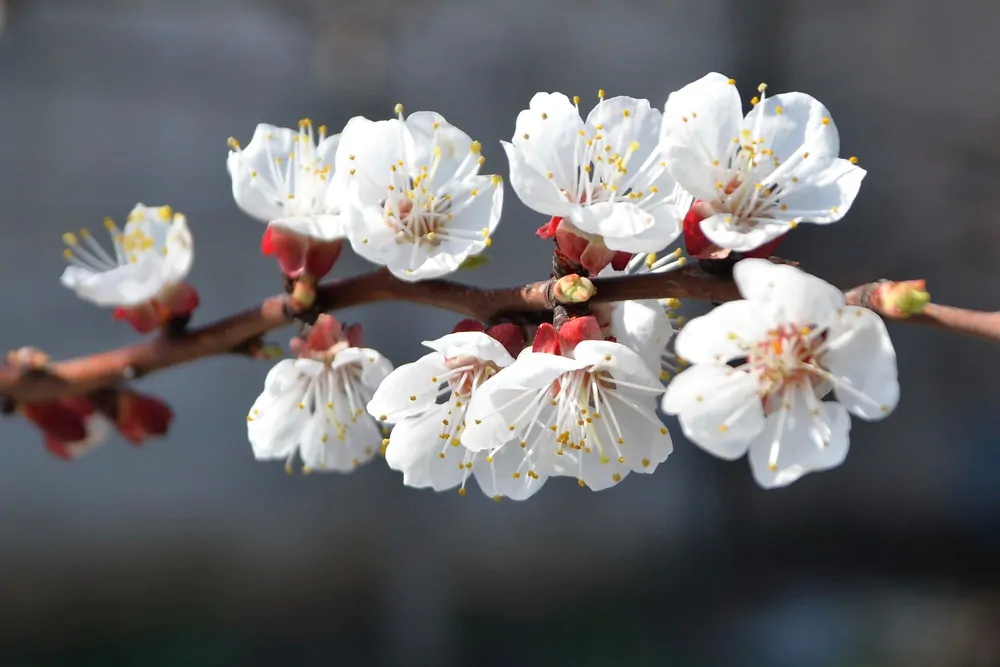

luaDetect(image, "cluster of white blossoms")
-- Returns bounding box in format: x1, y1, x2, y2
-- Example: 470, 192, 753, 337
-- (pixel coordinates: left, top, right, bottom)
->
57, 72, 897, 494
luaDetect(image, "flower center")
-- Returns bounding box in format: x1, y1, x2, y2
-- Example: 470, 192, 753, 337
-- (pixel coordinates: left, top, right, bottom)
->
747, 323, 826, 401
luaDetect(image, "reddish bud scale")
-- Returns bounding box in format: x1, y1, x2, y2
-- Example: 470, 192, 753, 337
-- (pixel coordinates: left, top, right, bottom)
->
112, 283, 200, 334
538, 216, 621, 275
115, 391, 173, 445
262, 226, 343, 280
682, 200, 786, 260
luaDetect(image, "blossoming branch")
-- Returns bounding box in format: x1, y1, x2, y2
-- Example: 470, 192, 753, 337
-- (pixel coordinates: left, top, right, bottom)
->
4, 72, 995, 498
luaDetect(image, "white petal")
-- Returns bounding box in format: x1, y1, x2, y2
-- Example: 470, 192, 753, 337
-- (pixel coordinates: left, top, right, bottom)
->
603, 201, 684, 253
611, 299, 673, 378
771, 158, 865, 225
366, 353, 444, 423
228, 124, 299, 223
603, 392, 673, 474
383, 414, 438, 489
384, 406, 466, 490
747, 391, 851, 488
743, 92, 840, 163
472, 442, 547, 501
60, 260, 165, 307
585, 96, 661, 178
161, 214, 194, 285
661, 73, 743, 200
422, 331, 515, 368
333, 347, 393, 390
578, 449, 631, 491
574, 201, 657, 245
512, 92, 585, 190
820, 307, 899, 420
674, 300, 775, 364
335, 116, 414, 206
733, 259, 845, 325
247, 361, 310, 460
573, 339, 663, 389
406, 111, 476, 185
661, 364, 764, 460
700, 213, 789, 253
270, 215, 346, 242
341, 418, 383, 471
501, 141, 575, 217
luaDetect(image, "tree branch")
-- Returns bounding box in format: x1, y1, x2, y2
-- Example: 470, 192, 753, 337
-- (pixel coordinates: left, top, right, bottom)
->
0, 265, 995, 404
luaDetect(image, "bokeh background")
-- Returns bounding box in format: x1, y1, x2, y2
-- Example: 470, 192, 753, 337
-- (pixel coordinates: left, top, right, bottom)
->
1, 1, 999, 665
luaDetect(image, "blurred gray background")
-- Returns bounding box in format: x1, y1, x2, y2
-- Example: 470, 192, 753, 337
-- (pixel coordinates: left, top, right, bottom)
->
1, 1, 999, 666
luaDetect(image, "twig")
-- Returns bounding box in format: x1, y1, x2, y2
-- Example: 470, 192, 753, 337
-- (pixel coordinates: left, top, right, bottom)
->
0, 265, 995, 404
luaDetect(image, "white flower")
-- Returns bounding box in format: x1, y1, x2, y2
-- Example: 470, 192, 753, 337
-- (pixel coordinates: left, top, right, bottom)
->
247, 345, 392, 474
659, 72, 866, 253
227, 119, 346, 241
463, 339, 672, 491
661, 259, 899, 488
366, 331, 539, 500
503, 91, 691, 254
60, 204, 193, 308
336, 107, 502, 281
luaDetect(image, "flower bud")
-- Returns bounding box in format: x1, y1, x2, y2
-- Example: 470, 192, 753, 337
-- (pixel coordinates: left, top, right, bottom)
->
553, 274, 597, 304
873, 280, 931, 318
115, 390, 173, 444
261, 225, 343, 280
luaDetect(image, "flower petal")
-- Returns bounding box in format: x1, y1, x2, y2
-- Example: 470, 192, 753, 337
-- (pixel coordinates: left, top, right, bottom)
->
747, 390, 851, 488
228, 124, 299, 223
661, 73, 743, 200
366, 352, 445, 422
771, 157, 865, 225
512, 92, 585, 191
60, 260, 165, 308
335, 116, 414, 205
661, 364, 764, 460
501, 140, 575, 217
585, 96, 661, 181
161, 214, 194, 285
733, 258, 845, 325
385, 406, 467, 490
743, 92, 840, 164
820, 307, 899, 420
700, 213, 790, 253
611, 299, 673, 378
406, 111, 476, 185
421, 331, 515, 368
472, 442, 547, 501
574, 201, 657, 246
674, 300, 776, 364
270, 215, 346, 242
247, 360, 310, 460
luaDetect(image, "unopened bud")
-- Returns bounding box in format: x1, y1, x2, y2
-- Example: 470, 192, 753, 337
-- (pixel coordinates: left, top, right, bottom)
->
876, 280, 931, 318
553, 274, 597, 304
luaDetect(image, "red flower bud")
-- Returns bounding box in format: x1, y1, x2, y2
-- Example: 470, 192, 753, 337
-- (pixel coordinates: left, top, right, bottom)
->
115, 390, 173, 445
262, 225, 343, 280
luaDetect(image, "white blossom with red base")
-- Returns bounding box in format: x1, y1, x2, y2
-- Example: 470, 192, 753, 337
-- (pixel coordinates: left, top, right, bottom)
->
336, 107, 502, 282
60, 204, 198, 333
504, 91, 691, 273
246, 315, 392, 473
462, 318, 672, 493
661, 259, 898, 488
367, 322, 533, 500
660, 73, 865, 258
227, 120, 346, 239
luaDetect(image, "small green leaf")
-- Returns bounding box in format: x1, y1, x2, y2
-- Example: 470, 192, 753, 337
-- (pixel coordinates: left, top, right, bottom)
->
458, 253, 491, 270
